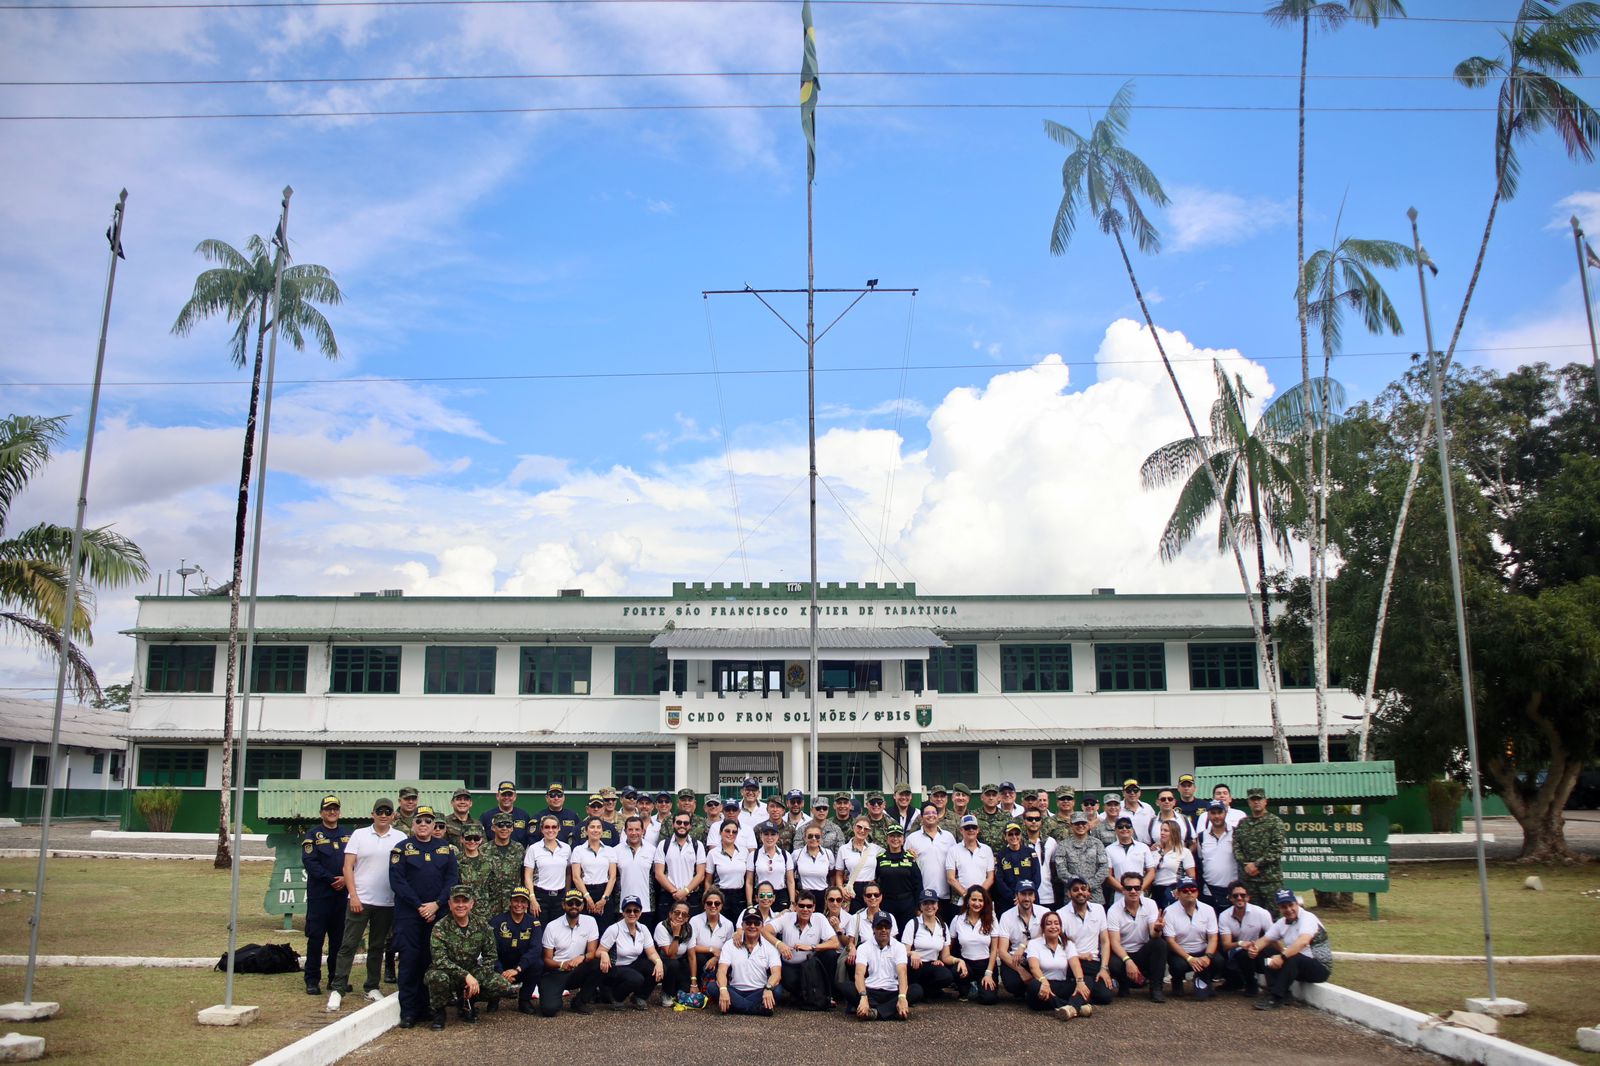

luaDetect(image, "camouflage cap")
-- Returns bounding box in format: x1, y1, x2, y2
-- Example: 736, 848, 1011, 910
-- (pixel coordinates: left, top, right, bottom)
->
676, 787, 696, 799
491, 812, 514, 827
893, 781, 912, 794
449, 885, 474, 900
1247, 787, 1267, 799
1054, 786, 1076, 799
397, 786, 419, 800
462, 823, 485, 839
452, 788, 472, 801
950, 783, 972, 796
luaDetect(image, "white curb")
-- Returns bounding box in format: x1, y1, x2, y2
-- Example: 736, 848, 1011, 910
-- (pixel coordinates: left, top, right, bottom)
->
251, 991, 399, 1066
1389, 833, 1496, 845
0, 849, 272, 862
1302, 982, 1573, 1065
91, 830, 271, 843
1333, 953, 1600, 965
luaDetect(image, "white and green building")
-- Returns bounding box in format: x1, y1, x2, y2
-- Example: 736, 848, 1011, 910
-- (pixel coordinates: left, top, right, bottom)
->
123, 581, 1358, 831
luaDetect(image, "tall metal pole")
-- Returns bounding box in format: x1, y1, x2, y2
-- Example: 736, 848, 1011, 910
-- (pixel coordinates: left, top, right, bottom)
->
24, 190, 128, 1005
225, 186, 292, 1007
806, 182, 820, 798
1571, 216, 1600, 411
1408, 206, 1497, 1000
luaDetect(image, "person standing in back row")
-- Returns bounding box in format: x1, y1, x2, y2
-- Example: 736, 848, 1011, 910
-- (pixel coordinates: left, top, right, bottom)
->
389, 806, 459, 1029
1233, 787, 1287, 918
329, 796, 402, 1009
302, 795, 350, 997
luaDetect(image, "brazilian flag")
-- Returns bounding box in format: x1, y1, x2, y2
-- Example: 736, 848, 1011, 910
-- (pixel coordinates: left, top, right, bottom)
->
800, 0, 819, 183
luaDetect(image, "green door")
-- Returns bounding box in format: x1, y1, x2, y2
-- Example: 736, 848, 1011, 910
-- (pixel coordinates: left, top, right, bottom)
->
0, 747, 13, 816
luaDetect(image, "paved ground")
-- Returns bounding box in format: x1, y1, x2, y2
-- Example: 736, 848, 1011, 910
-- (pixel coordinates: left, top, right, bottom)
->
346, 991, 1445, 1066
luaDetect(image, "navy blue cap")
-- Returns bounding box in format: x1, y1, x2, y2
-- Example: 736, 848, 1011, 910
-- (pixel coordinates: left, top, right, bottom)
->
919, 888, 940, 903
1016, 879, 1037, 893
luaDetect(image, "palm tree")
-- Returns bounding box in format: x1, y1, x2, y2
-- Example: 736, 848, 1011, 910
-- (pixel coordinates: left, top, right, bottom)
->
1301, 233, 1413, 759
0, 413, 148, 701
1265, 0, 1404, 767
1363, 0, 1600, 761
1047, 82, 1292, 761
173, 235, 341, 867
1140, 365, 1309, 693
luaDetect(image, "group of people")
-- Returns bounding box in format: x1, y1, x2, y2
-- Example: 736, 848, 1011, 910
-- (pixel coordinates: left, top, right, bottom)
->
301, 775, 1331, 1030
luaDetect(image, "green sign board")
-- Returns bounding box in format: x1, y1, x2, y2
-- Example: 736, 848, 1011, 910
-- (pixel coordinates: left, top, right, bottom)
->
1280, 812, 1390, 894
265, 833, 309, 916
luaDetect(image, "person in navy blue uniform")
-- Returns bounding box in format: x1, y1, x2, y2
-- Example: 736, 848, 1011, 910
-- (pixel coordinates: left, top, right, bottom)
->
480, 781, 534, 846
489, 887, 545, 1014
389, 805, 460, 1028
301, 794, 350, 995
992, 822, 1039, 915
538, 783, 581, 846
584, 795, 620, 846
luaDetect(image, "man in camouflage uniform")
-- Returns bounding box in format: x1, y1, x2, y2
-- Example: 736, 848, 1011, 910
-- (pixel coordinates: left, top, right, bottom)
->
440, 788, 477, 848
974, 784, 1008, 850
483, 813, 526, 920
799, 797, 844, 851
675, 788, 706, 841
1052, 811, 1110, 891
940, 783, 973, 835
863, 791, 893, 847
1093, 795, 1122, 846
424, 886, 516, 1029
1232, 786, 1287, 918
1045, 787, 1076, 843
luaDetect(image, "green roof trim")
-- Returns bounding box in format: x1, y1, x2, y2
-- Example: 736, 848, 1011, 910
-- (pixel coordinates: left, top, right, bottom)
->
1193, 760, 1397, 802
254, 780, 464, 822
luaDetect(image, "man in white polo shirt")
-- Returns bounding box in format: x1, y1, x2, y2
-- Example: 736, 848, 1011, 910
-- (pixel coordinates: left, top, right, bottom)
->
1218, 879, 1273, 997
328, 796, 404, 1008
1057, 875, 1115, 1006
1161, 876, 1219, 998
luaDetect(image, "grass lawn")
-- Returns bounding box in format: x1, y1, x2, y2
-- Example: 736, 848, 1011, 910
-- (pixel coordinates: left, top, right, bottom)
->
1334, 961, 1600, 1066
0, 968, 339, 1065
0, 858, 297, 957
1317, 860, 1600, 956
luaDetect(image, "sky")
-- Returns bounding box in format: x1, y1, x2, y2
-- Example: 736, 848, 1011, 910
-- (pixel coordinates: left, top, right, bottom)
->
4, 0, 1599, 693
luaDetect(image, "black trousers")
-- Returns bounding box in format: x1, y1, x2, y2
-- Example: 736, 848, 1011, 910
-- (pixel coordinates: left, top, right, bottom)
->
303, 893, 347, 989
1076, 957, 1116, 1006
1168, 950, 1222, 989
1223, 946, 1261, 991
999, 959, 1030, 999
533, 888, 565, 921
392, 911, 436, 1020
952, 953, 999, 1005
1024, 976, 1088, 1011
1263, 950, 1331, 999
779, 953, 836, 1007
602, 955, 659, 1002
537, 959, 601, 1016
659, 952, 692, 999
1109, 939, 1169, 995
583, 882, 618, 934
906, 960, 955, 1000
841, 985, 921, 1020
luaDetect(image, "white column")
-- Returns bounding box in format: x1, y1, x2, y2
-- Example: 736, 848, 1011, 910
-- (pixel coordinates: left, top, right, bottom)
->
674, 737, 690, 792
790, 734, 806, 793
907, 734, 923, 796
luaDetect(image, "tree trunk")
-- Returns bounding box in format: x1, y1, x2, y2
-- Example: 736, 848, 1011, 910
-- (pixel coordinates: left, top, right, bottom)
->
215, 303, 269, 869
1110, 227, 1290, 762
1484, 721, 1581, 865
1356, 182, 1504, 760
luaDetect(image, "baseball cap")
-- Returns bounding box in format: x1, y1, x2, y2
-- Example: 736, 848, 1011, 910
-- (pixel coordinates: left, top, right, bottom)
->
1114, 816, 1133, 829
1016, 879, 1036, 893
596, 786, 618, 800
787, 788, 805, 801
1275, 889, 1298, 905
1247, 787, 1267, 799
705, 796, 723, 807
1066, 875, 1089, 888
621, 895, 643, 910
492, 812, 514, 827
980, 783, 998, 794
452, 788, 472, 801
760, 821, 782, 835
414, 806, 437, 821
371, 797, 394, 813
1055, 786, 1075, 799
587, 796, 605, 808
866, 791, 884, 804
547, 783, 565, 796
886, 824, 905, 837
919, 888, 940, 903
510, 887, 532, 903
813, 797, 830, 809
1005, 822, 1022, 834
1207, 800, 1227, 812
497, 780, 517, 794
834, 792, 853, 803
1178, 775, 1196, 785
1123, 779, 1141, 791
449, 885, 474, 900
1070, 811, 1089, 825
620, 786, 637, 800
742, 908, 764, 924
320, 795, 341, 810
871, 913, 894, 929
929, 784, 949, 796
1103, 794, 1121, 805
894, 781, 912, 794
960, 814, 979, 828
462, 824, 485, 839
563, 888, 586, 903
1177, 876, 1198, 890
999, 781, 1016, 792
676, 787, 696, 799
742, 777, 761, 789
397, 786, 419, 800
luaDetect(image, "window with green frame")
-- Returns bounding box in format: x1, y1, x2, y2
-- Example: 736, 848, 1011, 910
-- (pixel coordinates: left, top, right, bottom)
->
146, 645, 216, 693
910, 645, 975, 694
31, 755, 49, 786
519, 647, 592, 695
1099, 747, 1171, 788
1095, 643, 1166, 691
1188, 643, 1258, 690
424, 647, 497, 695
614, 647, 671, 695
1193, 744, 1264, 768
1001, 644, 1073, 692
324, 749, 396, 779
817, 752, 882, 793
515, 750, 589, 792
1288, 740, 1355, 764
612, 751, 674, 792
329, 646, 401, 694
138, 748, 207, 787
1031, 747, 1081, 778
244, 748, 304, 787
921, 748, 978, 787
419, 750, 491, 790
250, 645, 308, 693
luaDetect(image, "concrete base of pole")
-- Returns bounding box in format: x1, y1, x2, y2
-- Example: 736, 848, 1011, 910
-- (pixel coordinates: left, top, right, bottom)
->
1465, 996, 1528, 1017
0, 1003, 58, 1022
0, 1034, 46, 1062
1576, 1026, 1600, 1052
197, 1005, 258, 1027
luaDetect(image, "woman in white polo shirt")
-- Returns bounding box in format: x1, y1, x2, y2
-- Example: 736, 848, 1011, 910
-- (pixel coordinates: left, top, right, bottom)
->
947, 885, 999, 1005
793, 826, 834, 906
598, 895, 662, 1009
900, 889, 957, 1001
523, 815, 573, 919
834, 818, 882, 910
652, 900, 695, 1006
571, 816, 619, 933
747, 822, 796, 910
1024, 910, 1091, 1019
687, 888, 736, 994
707, 820, 751, 920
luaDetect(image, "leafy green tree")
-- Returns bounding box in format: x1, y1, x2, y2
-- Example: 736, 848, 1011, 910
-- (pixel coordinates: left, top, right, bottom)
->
0, 414, 148, 701
1047, 83, 1291, 760
172, 234, 341, 867
1326, 362, 1600, 861
91, 681, 131, 713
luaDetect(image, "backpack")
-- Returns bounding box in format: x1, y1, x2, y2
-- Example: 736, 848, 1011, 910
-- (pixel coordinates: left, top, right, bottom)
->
797, 954, 830, 1011
217, 943, 301, 974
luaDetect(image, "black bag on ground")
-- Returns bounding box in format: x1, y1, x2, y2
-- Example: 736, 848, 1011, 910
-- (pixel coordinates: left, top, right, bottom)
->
798, 955, 830, 1011
217, 943, 301, 974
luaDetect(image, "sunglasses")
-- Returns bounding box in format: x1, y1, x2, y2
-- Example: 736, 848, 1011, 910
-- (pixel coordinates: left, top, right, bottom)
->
806, 835, 821, 840
758, 893, 775, 899
863, 892, 881, 899
796, 902, 815, 909
1123, 885, 1142, 892
1229, 893, 1250, 900
1024, 817, 1041, 822
372, 807, 393, 815
705, 900, 723, 906
564, 900, 584, 907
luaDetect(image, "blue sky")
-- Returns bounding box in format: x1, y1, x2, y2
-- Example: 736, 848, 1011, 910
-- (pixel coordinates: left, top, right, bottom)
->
3, 0, 1599, 690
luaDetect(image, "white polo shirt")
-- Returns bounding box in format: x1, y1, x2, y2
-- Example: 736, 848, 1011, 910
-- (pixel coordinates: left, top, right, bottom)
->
345, 824, 403, 906
748, 847, 790, 893
706, 845, 749, 890
771, 911, 832, 961
654, 837, 705, 889
997, 906, 1043, 951
900, 916, 947, 957
792, 847, 834, 892
836, 839, 882, 883
845, 909, 898, 944
945, 841, 995, 890
599, 921, 653, 966
544, 914, 598, 963
1267, 908, 1325, 948
1021, 835, 1058, 906
948, 914, 995, 961
1106, 840, 1155, 883
523, 840, 573, 892
1024, 935, 1079, 981
612, 841, 656, 906
1162, 900, 1218, 955
1219, 902, 1273, 946
704, 818, 756, 853
689, 912, 735, 953
1108, 896, 1160, 953
1057, 901, 1108, 960
722, 938, 781, 991
905, 827, 955, 898
855, 939, 909, 991
572, 842, 615, 886
1196, 826, 1239, 891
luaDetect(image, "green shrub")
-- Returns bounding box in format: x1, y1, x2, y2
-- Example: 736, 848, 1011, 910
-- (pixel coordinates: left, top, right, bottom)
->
1425, 778, 1465, 833
133, 787, 181, 832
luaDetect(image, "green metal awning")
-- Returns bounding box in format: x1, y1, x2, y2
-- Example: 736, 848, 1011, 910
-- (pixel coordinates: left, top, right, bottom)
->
254, 779, 464, 822
1192, 760, 1397, 802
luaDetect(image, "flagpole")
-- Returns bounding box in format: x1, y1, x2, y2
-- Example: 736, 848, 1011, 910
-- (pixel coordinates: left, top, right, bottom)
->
1571, 216, 1600, 411
801, 0, 820, 798
21, 190, 127, 1013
